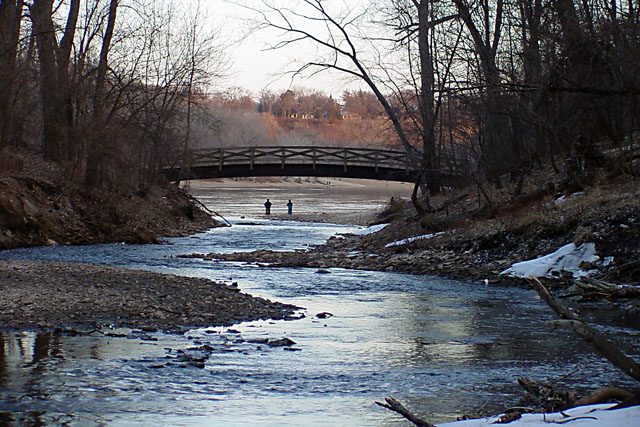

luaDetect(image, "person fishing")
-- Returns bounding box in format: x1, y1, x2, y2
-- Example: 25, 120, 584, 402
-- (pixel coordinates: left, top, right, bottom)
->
264, 199, 272, 215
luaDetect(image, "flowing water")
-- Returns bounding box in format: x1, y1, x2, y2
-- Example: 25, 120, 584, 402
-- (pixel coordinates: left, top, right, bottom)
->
1, 180, 638, 426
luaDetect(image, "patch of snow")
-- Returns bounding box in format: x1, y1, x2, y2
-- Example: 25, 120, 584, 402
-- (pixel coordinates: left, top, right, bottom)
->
554, 191, 585, 205
351, 223, 388, 236
554, 195, 567, 205
500, 242, 600, 279
385, 231, 447, 248
438, 403, 639, 426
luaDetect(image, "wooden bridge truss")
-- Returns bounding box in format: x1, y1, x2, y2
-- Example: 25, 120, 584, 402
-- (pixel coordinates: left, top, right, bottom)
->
168, 145, 467, 184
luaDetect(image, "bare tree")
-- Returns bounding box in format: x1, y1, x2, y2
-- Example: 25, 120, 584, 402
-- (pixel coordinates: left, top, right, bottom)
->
248, 0, 462, 207
84, 0, 118, 187
0, 0, 25, 150
452, 0, 515, 188
29, 0, 80, 163
19, 0, 227, 191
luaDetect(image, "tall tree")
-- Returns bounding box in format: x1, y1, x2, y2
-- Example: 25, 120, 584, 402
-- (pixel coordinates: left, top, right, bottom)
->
0, 0, 24, 149
84, 0, 118, 187
253, 0, 458, 196
29, 0, 79, 163
453, 0, 511, 187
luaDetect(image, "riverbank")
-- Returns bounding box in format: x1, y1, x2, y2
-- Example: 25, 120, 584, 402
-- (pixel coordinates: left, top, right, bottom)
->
183, 172, 640, 316
1, 173, 637, 424
0, 260, 298, 333
0, 150, 222, 250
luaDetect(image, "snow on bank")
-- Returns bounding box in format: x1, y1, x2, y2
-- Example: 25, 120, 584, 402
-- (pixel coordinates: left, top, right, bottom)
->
385, 231, 448, 248
351, 223, 389, 236
501, 242, 600, 279
438, 403, 639, 426
553, 191, 584, 205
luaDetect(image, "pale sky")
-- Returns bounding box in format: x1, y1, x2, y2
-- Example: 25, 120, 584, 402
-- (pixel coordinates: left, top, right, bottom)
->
203, 0, 368, 97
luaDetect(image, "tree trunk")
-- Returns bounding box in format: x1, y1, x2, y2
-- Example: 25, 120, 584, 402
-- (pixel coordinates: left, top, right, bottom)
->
417, 0, 440, 194
0, 0, 24, 148
85, 0, 119, 188
454, 0, 509, 186
30, 0, 79, 164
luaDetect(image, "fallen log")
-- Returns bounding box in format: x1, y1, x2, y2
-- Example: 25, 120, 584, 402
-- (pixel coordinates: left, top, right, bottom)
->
528, 276, 640, 382
575, 387, 635, 406
545, 319, 640, 382
599, 259, 640, 283
577, 277, 640, 299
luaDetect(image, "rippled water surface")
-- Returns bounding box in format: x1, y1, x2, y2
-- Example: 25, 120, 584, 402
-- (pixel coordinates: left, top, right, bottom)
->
1, 181, 638, 426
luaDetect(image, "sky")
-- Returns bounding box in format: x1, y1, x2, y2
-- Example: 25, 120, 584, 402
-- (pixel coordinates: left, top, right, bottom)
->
203, 1, 368, 97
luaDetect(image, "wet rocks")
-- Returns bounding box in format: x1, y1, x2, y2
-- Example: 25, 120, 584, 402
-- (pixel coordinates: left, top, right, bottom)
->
168, 346, 213, 369
267, 337, 296, 347
315, 312, 333, 319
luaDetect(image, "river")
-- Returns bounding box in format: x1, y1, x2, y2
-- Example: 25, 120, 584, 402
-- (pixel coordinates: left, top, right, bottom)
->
0, 179, 638, 426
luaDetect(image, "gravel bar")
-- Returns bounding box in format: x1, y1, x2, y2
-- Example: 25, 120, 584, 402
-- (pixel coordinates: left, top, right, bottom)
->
0, 260, 299, 333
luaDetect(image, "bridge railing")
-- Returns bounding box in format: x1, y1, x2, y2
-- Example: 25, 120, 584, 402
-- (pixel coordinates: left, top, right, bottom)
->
189, 146, 410, 173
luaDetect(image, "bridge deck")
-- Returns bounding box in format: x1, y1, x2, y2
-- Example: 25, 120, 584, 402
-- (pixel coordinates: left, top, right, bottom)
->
168, 145, 466, 184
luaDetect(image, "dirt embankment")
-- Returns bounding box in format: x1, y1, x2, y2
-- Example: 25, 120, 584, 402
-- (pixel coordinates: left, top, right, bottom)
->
0, 153, 221, 250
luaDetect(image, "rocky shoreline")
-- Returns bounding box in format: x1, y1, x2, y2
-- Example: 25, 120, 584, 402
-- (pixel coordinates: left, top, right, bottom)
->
180, 178, 640, 317
0, 260, 299, 333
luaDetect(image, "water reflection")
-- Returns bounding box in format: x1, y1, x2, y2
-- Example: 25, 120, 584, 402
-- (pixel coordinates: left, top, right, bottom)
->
0, 273, 637, 426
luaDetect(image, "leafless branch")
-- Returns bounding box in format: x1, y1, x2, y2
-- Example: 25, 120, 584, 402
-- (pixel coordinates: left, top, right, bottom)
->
375, 397, 435, 427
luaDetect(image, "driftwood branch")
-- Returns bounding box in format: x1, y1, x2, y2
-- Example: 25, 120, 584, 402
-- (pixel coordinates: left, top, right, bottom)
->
599, 259, 640, 282
517, 377, 578, 412
528, 276, 640, 382
575, 387, 635, 406
528, 276, 579, 320
572, 277, 640, 299
375, 397, 435, 427
546, 319, 640, 382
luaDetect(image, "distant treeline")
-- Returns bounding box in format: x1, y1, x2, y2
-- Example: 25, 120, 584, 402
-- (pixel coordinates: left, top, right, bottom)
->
186, 88, 399, 151
207, 87, 385, 120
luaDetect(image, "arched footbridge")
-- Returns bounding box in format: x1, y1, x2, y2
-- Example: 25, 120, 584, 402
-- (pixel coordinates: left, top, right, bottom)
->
168, 146, 467, 184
